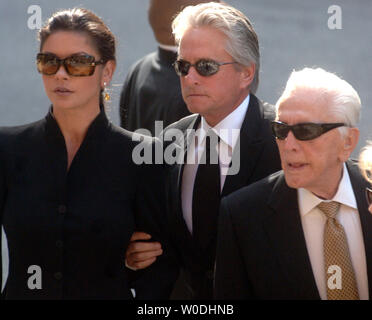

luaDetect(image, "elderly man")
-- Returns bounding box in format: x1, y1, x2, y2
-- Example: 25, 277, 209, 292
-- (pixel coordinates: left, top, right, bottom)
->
215, 67, 372, 300
125, 2, 281, 299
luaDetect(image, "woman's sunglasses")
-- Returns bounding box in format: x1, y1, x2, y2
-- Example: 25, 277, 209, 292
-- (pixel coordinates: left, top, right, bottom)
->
173, 59, 237, 77
271, 121, 346, 141
36, 53, 104, 77
366, 187, 372, 206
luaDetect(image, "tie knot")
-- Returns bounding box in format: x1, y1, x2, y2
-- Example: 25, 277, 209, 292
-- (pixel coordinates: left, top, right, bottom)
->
318, 201, 340, 219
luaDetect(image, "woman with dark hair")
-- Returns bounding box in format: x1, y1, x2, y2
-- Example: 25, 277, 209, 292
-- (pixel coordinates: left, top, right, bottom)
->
0, 8, 176, 299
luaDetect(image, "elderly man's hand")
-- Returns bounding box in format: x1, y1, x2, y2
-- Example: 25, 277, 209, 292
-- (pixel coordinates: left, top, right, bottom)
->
125, 232, 163, 270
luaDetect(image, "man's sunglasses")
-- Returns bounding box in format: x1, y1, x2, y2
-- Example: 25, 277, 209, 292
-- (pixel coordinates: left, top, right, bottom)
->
271, 121, 346, 141
366, 187, 372, 206
36, 53, 105, 76
173, 59, 237, 77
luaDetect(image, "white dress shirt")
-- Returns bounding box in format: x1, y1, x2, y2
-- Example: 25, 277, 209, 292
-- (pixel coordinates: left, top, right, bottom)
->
181, 94, 250, 233
298, 163, 369, 299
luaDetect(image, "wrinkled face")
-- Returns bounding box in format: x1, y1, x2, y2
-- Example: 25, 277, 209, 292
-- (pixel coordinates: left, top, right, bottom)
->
276, 89, 357, 198
178, 26, 254, 126
40, 31, 108, 112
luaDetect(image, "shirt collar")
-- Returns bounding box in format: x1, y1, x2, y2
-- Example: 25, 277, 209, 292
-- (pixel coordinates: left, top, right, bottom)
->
298, 163, 357, 217
199, 94, 250, 148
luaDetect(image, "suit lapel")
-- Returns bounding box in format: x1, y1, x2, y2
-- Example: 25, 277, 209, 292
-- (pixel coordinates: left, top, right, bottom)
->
264, 173, 320, 299
222, 95, 268, 197
347, 160, 372, 298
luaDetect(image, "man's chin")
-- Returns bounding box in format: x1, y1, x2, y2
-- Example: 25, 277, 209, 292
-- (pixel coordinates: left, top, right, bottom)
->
186, 103, 204, 115
283, 173, 304, 190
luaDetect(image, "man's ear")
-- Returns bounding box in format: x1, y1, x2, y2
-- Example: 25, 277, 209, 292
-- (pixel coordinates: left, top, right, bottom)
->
339, 127, 359, 162
101, 60, 116, 87
239, 63, 255, 90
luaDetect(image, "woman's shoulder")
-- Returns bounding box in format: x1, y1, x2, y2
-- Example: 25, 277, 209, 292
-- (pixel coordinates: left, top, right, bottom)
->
107, 122, 157, 147
0, 118, 46, 149
106, 123, 162, 166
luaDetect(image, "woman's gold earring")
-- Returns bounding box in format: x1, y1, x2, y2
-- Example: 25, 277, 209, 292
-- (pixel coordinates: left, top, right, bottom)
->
103, 82, 110, 101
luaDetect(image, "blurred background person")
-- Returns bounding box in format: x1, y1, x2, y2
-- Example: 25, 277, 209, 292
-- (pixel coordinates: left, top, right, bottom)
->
119, 0, 218, 136
359, 142, 372, 214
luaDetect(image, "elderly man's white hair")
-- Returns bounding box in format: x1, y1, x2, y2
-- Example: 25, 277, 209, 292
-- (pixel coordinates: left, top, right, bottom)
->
172, 2, 260, 94
276, 68, 361, 134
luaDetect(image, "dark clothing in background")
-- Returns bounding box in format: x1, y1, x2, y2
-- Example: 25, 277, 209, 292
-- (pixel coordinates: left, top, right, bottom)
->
120, 47, 190, 136
0, 108, 177, 299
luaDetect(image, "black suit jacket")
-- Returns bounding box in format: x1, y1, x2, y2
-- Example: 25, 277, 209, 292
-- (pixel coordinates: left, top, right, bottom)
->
215, 160, 372, 299
163, 94, 282, 298
120, 47, 190, 136
0, 108, 177, 299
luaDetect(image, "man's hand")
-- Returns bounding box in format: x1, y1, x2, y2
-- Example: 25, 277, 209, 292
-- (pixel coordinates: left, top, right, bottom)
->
125, 232, 163, 270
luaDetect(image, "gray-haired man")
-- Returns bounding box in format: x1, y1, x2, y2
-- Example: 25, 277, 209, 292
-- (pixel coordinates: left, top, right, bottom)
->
126, 2, 281, 299
215, 67, 371, 300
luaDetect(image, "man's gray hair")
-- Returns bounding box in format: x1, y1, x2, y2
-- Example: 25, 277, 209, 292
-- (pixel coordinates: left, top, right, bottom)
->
275, 67, 361, 135
172, 2, 260, 94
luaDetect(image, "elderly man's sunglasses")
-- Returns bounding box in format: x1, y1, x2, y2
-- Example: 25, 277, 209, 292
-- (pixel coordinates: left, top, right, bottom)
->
366, 187, 372, 206
36, 53, 104, 76
271, 121, 346, 141
173, 59, 237, 77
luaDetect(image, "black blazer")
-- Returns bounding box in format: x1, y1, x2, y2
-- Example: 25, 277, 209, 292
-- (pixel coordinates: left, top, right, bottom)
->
163, 94, 282, 298
119, 47, 190, 136
215, 160, 372, 299
0, 108, 176, 299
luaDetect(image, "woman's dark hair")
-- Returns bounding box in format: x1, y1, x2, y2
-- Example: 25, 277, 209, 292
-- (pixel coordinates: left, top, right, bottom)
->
38, 8, 116, 106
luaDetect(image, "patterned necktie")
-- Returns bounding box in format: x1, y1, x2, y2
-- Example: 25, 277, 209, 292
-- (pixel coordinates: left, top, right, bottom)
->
318, 201, 359, 300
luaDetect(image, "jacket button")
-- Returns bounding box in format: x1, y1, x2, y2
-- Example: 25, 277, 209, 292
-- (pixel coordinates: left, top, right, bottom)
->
58, 205, 67, 214
54, 272, 63, 280
56, 240, 63, 249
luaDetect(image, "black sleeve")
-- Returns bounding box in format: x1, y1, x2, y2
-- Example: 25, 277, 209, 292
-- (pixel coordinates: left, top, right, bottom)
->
131, 138, 179, 299
0, 143, 7, 299
214, 198, 254, 299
